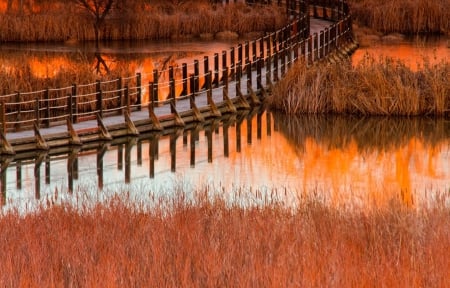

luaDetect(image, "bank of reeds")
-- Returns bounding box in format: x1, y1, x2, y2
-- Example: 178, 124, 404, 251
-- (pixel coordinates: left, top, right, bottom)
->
268, 56, 450, 116
0, 54, 128, 94
0, 192, 448, 287
0, 2, 286, 42
348, 0, 450, 35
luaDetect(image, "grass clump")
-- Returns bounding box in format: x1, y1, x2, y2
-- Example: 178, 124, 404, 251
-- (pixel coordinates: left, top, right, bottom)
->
0, 191, 448, 287
268, 56, 450, 116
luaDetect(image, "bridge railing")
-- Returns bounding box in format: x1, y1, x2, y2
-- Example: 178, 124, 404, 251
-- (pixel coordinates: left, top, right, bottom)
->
0, 0, 354, 135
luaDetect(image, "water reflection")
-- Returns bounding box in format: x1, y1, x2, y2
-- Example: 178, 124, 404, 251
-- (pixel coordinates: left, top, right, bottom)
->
352, 36, 449, 70
1, 111, 449, 209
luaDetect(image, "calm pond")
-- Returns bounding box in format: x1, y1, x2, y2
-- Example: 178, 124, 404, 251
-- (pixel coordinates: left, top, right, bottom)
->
1, 36, 449, 210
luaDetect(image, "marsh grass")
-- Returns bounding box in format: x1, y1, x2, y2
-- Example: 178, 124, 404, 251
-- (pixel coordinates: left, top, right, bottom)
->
268, 56, 450, 116
0, 190, 448, 287
0, 2, 286, 42
348, 0, 450, 35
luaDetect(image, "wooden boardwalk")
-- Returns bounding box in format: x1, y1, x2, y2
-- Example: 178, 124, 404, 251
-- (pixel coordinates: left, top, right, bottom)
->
0, 1, 358, 158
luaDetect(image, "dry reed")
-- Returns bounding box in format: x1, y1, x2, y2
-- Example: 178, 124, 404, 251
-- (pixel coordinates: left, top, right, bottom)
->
268, 56, 450, 116
0, 191, 448, 287
348, 0, 450, 35
0, 2, 287, 42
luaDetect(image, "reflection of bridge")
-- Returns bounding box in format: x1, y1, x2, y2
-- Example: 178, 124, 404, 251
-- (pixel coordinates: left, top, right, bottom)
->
0, 1, 358, 200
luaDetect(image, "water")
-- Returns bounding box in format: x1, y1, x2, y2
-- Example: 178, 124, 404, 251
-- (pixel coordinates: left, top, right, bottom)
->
1, 37, 449, 210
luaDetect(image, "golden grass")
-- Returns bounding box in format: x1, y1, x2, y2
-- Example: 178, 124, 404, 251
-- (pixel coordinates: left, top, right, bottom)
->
348, 0, 450, 35
0, 2, 287, 42
268, 56, 450, 116
0, 192, 448, 287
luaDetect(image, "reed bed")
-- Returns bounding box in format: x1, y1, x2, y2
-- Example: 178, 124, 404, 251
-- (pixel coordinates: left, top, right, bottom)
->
348, 0, 450, 35
0, 2, 286, 42
0, 54, 129, 94
268, 56, 450, 116
0, 191, 448, 287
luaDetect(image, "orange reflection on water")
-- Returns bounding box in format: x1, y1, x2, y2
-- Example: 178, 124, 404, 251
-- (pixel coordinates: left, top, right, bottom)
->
352, 39, 450, 70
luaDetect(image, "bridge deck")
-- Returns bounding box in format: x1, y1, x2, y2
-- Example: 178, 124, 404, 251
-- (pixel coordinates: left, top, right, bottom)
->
4, 18, 335, 143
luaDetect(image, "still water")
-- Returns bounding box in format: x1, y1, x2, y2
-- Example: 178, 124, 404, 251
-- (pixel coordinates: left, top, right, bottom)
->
1, 37, 449, 209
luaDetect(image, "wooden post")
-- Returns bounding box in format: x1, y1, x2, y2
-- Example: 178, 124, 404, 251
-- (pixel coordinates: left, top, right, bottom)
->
259, 36, 265, 64
293, 41, 298, 63
314, 33, 319, 61
170, 134, 176, 172
170, 79, 176, 113
190, 129, 196, 167
206, 71, 213, 105
35, 98, 40, 127
203, 56, 209, 80
273, 49, 279, 81
194, 60, 200, 92
152, 69, 159, 105
116, 77, 122, 114
230, 47, 235, 80
0, 102, 5, 134
319, 30, 324, 59
214, 53, 219, 88
246, 60, 252, 90
281, 46, 286, 75
252, 40, 257, 63
223, 67, 229, 97
16, 161, 22, 189
149, 82, 154, 110
71, 84, 78, 122
243, 41, 250, 69
136, 72, 142, 110
182, 63, 188, 96
308, 35, 313, 64
124, 85, 130, 115
221, 50, 227, 83
236, 61, 242, 89
256, 58, 262, 90
96, 80, 102, 118
189, 74, 195, 108
15, 92, 21, 132
325, 27, 329, 56
68, 94, 73, 124
266, 49, 272, 85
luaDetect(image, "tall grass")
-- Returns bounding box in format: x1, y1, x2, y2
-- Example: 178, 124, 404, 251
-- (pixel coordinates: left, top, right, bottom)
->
0, 192, 448, 287
348, 0, 450, 34
0, 2, 287, 42
268, 56, 450, 116
0, 54, 129, 94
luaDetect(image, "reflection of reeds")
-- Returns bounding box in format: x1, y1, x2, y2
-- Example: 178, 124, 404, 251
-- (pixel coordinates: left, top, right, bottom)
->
268, 57, 450, 116
348, 0, 450, 34
0, 2, 286, 42
0, 192, 448, 286
273, 113, 450, 152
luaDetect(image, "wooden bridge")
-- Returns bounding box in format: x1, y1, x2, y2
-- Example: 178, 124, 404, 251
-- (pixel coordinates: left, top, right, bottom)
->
0, 0, 358, 199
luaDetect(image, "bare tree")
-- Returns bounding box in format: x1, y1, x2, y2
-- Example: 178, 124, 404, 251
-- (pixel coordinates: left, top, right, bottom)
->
72, 0, 116, 48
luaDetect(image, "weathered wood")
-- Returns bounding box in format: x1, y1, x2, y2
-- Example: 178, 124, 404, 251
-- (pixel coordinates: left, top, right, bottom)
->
66, 118, 82, 146
170, 102, 185, 127
124, 111, 139, 136
0, 128, 14, 155
96, 113, 112, 141
33, 122, 49, 150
